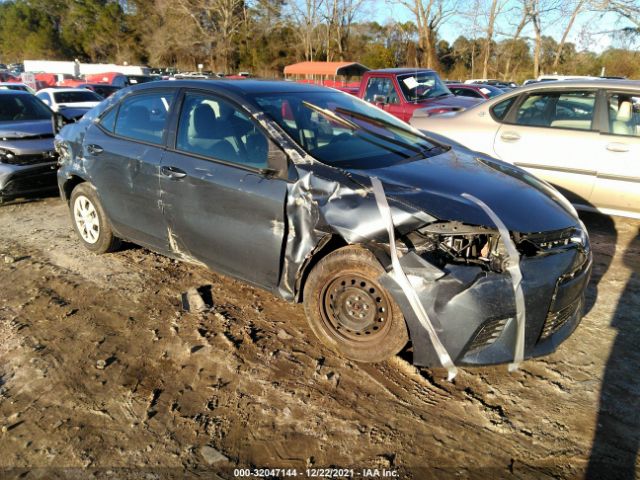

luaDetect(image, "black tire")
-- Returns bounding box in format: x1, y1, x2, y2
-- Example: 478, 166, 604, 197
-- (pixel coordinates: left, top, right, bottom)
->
303, 246, 409, 363
69, 183, 121, 254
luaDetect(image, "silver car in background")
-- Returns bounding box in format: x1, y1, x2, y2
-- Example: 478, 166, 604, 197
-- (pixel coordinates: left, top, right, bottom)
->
411, 80, 640, 219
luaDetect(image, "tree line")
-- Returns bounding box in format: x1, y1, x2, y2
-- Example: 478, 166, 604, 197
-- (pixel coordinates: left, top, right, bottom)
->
0, 0, 638, 81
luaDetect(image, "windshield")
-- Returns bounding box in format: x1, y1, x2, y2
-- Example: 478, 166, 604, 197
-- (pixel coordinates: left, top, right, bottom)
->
397, 72, 451, 102
251, 91, 439, 169
54, 90, 101, 103
0, 93, 51, 122
477, 85, 504, 98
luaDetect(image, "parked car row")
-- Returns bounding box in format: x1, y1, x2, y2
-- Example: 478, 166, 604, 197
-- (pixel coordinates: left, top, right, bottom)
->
3, 72, 638, 372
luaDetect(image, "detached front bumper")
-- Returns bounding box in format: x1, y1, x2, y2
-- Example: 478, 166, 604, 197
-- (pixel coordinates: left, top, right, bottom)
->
0, 162, 58, 201
381, 245, 592, 367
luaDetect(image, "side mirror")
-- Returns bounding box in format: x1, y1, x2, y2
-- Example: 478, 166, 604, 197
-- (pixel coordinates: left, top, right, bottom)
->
372, 94, 387, 105
52, 112, 71, 135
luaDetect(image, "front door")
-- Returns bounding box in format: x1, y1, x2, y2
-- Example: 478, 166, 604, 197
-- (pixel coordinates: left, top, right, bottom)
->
494, 89, 600, 205
159, 91, 288, 290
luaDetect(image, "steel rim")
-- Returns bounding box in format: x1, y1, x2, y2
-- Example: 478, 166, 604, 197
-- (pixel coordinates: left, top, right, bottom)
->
73, 195, 100, 244
321, 273, 391, 343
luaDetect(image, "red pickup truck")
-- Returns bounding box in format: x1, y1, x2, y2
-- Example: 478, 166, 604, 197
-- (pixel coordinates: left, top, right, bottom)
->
343, 68, 480, 123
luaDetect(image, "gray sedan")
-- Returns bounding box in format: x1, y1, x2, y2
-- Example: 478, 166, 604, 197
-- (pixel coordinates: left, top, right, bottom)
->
411, 80, 640, 219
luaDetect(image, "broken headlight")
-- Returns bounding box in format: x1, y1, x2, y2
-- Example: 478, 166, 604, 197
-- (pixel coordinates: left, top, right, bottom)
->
398, 221, 508, 272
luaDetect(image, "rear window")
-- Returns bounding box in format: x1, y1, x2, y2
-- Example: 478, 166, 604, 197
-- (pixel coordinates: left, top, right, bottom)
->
54, 90, 101, 104
112, 92, 173, 144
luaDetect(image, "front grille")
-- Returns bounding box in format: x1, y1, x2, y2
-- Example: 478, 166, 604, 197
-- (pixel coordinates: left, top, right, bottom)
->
467, 317, 509, 353
0, 152, 57, 166
540, 297, 581, 340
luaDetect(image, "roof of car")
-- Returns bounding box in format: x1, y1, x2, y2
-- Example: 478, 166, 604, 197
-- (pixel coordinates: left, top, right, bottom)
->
516, 79, 640, 92
38, 87, 94, 93
130, 79, 335, 95
79, 83, 120, 88
0, 89, 31, 95
447, 83, 500, 89
368, 68, 436, 75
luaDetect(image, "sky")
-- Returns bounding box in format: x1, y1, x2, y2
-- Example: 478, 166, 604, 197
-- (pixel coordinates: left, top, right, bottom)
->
371, 1, 638, 53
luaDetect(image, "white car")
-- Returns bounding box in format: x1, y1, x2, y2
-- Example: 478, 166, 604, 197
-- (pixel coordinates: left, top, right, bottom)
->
0, 82, 35, 94
411, 79, 640, 219
35, 88, 102, 112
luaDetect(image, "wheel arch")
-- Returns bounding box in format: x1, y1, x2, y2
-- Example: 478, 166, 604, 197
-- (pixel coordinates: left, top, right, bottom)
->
62, 174, 90, 203
294, 236, 392, 303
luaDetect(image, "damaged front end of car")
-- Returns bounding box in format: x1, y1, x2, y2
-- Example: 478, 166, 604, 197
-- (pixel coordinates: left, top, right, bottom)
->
273, 136, 592, 376
384, 219, 591, 370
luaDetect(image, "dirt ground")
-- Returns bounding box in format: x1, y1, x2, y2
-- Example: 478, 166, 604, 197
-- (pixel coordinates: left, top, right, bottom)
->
0, 195, 638, 480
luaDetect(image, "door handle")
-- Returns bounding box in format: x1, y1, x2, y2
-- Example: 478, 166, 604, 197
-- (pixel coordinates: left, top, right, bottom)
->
500, 131, 521, 142
86, 144, 103, 155
606, 142, 630, 153
161, 166, 187, 179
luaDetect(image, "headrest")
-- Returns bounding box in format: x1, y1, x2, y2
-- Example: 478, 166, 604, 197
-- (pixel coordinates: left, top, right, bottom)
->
616, 101, 632, 122
124, 105, 149, 124
193, 104, 217, 138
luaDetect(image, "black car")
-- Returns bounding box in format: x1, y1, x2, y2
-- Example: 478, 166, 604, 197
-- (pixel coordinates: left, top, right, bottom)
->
0, 90, 58, 202
55, 80, 591, 374
76, 83, 122, 99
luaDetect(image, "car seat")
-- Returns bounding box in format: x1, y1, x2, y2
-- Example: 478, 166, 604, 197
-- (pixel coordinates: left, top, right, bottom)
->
186, 103, 237, 161
612, 101, 633, 135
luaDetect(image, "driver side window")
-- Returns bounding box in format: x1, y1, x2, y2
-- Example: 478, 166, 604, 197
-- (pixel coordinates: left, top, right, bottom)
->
176, 92, 269, 169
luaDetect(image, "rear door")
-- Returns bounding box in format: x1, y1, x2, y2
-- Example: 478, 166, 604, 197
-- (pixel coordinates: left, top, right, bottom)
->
493, 89, 601, 204
159, 90, 289, 290
83, 89, 175, 249
590, 90, 640, 216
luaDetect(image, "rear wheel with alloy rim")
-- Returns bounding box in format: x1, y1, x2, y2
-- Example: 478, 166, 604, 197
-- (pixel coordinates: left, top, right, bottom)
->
303, 246, 408, 362
69, 183, 121, 253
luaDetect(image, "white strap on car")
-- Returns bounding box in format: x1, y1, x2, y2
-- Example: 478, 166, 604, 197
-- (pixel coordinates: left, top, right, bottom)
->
371, 176, 458, 380
462, 193, 526, 371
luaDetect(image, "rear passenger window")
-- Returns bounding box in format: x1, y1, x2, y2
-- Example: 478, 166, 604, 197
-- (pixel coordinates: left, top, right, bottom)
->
176, 92, 268, 169
99, 107, 117, 132
490, 97, 515, 121
607, 93, 640, 137
113, 92, 173, 144
515, 91, 595, 130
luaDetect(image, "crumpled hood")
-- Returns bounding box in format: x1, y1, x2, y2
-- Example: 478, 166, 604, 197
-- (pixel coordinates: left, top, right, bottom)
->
0, 119, 53, 139
348, 148, 579, 233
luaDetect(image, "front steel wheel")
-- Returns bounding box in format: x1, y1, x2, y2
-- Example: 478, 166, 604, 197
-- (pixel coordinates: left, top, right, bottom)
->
303, 246, 408, 363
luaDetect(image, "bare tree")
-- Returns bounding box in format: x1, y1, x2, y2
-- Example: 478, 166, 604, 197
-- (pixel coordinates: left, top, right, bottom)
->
481, 0, 506, 78
500, 3, 529, 79
174, 0, 245, 71
552, 0, 586, 70
392, 0, 457, 68
522, 0, 562, 76
289, 0, 325, 61
593, 0, 640, 29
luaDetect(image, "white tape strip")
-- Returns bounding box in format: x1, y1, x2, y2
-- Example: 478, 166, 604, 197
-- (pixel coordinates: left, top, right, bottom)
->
462, 193, 526, 371
371, 177, 458, 380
